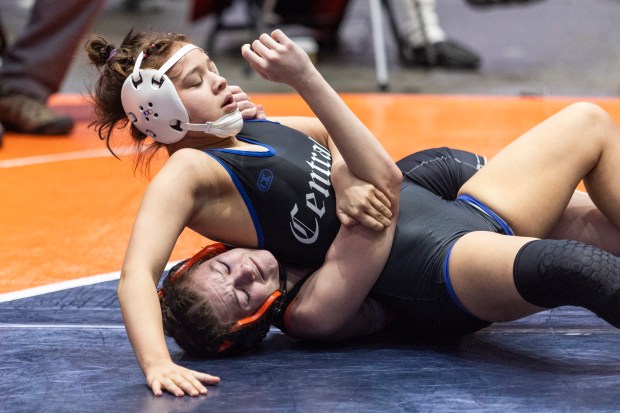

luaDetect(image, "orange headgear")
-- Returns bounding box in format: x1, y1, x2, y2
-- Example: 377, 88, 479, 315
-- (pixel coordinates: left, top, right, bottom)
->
159, 243, 287, 355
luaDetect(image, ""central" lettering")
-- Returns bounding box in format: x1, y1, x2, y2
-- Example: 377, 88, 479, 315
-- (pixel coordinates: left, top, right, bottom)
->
290, 142, 332, 244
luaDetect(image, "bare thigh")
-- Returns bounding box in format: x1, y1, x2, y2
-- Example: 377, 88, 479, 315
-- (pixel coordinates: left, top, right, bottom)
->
459, 102, 620, 238
551, 191, 620, 255
448, 231, 543, 322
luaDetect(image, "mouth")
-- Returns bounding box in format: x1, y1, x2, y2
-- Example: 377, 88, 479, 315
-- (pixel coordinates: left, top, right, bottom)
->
222, 93, 236, 110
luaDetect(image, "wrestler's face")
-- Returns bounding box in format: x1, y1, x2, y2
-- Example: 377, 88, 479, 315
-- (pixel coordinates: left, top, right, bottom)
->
167, 43, 238, 130
188, 248, 281, 324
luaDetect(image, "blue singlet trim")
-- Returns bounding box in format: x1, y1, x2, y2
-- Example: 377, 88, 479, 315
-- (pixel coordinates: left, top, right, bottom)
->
442, 194, 514, 319
442, 245, 476, 317
457, 194, 514, 236
204, 153, 265, 248
209, 137, 275, 157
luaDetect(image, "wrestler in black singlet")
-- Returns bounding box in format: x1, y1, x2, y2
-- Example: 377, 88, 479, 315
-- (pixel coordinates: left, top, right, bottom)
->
372, 147, 499, 336
205, 119, 340, 268
209, 121, 505, 336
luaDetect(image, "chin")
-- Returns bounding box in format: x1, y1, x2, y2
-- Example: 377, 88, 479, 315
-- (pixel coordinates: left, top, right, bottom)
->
256, 250, 279, 277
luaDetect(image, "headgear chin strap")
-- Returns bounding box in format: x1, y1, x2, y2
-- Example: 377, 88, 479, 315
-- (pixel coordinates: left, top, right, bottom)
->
121, 43, 243, 144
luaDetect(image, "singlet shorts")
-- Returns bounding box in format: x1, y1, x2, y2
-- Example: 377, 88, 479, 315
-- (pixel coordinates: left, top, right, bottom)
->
371, 147, 513, 337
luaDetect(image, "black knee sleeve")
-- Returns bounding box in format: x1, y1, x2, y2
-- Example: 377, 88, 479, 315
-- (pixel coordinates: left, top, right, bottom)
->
513, 239, 620, 328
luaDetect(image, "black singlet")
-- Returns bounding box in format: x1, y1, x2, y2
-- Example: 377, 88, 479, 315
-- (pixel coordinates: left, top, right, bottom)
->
272, 147, 505, 336
205, 120, 340, 268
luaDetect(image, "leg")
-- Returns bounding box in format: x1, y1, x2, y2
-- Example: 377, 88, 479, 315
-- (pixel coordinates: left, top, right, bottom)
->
459, 102, 620, 238
398, 146, 620, 255
397, 147, 486, 200
0, 0, 105, 98
449, 232, 620, 328
550, 190, 620, 256
386, 0, 480, 68
449, 232, 541, 322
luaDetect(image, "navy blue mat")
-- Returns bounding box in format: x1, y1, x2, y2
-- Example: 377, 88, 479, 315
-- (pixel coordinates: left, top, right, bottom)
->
1, 281, 619, 412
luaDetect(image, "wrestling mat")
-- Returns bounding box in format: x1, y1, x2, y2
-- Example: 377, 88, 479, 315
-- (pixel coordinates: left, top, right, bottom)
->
1, 94, 619, 412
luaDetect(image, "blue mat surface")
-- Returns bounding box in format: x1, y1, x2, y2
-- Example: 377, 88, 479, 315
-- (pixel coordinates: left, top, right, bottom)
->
1, 281, 619, 412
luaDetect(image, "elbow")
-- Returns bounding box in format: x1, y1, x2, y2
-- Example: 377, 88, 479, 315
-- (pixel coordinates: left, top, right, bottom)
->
384, 162, 403, 205
288, 311, 343, 341
116, 270, 134, 305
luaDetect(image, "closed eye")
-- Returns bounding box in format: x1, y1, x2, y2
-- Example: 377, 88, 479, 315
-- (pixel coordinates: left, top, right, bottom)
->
185, 75, 202, 88
218, 260, 230, 273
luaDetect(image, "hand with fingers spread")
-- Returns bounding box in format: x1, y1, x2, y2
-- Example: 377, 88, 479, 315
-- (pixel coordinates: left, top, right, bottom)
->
229, 85, 266, 120
241, 30, 317, 88
145, 360, 220, 397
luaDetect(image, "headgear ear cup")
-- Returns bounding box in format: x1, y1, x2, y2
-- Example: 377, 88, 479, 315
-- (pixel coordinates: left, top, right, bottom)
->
217, 290, 285, 353
121, 44, 243, 144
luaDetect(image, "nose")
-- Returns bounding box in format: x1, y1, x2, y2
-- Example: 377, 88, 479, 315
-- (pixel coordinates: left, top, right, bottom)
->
232, 256, 256, 286
211, 72, 227, 94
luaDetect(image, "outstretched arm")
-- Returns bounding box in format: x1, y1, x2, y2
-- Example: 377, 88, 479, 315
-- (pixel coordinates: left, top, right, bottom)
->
118, 153, 221, 396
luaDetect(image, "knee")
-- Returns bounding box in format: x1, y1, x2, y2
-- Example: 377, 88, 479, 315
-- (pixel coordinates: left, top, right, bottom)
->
565, 102, 618, 137
566, 101, 607, 119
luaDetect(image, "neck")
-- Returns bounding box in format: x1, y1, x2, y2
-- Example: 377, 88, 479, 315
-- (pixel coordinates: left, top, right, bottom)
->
165, 134, 239, 156
282, 263, 314, 292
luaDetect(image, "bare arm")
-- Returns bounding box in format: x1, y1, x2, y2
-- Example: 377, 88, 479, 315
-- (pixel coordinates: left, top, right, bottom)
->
286, 185, 399, 340
118, 151, 221, 396
242, 30, 402, 339
242, 30, 402, 203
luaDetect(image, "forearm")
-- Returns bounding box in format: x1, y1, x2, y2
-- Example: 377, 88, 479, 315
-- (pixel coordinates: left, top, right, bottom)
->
242, 31, 401, 199
290, 216, 398, 340
118, 274, 172, 374
291, 69, 401, 198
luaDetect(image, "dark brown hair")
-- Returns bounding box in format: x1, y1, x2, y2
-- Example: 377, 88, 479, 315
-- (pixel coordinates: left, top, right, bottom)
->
85, 30, 190, 174
159, 256, 235, 357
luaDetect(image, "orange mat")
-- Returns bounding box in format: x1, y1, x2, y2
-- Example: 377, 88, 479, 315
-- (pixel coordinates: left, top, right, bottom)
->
2, 94, 620, 294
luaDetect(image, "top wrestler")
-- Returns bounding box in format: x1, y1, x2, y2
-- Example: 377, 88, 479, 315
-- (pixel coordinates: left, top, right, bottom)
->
86, 29, 620, 397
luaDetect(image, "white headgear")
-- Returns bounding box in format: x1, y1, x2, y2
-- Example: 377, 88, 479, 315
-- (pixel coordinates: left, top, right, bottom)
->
121, 44, 243, 144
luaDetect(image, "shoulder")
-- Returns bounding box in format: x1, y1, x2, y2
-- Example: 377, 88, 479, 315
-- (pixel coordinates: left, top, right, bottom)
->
158, 148, 229, 190
164, 148, 220, 172
167, 147, 210, 163
267, 116, 328, 146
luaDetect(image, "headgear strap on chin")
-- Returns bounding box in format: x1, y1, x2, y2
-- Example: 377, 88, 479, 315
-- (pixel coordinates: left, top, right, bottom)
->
121, 44, 243, 144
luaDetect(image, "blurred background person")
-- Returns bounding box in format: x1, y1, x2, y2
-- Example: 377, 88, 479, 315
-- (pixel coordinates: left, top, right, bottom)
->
387, 0, 481, 69
0, 0, 105, 136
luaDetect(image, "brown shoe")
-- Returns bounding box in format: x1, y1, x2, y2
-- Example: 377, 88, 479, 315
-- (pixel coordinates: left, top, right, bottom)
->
0, 93, 73, 135
0, 122, 4, 148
